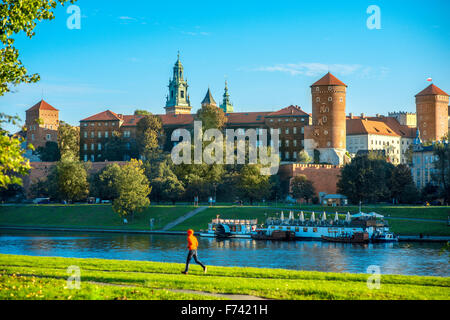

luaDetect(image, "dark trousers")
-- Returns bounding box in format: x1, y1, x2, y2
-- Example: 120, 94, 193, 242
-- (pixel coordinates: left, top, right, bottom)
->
184, 250, 205, 272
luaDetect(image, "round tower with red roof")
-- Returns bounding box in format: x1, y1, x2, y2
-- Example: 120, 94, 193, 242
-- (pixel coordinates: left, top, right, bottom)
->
304, 72, 348, 165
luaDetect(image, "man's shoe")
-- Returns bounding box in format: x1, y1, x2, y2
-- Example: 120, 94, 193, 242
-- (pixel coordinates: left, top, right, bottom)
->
181, 271, 188, 275
203, 267, 207, 274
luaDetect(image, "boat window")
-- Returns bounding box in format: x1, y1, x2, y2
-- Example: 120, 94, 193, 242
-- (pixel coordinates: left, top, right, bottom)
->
295, 227, 299, 232
303, 228, 308, 232
313, 228, 318, 233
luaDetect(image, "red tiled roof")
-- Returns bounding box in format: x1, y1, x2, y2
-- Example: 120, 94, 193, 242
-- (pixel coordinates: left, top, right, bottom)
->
416, 84, 449, 97
80, 110, 121, 122
267, 105, 309, 117
159, 114, 195, 126
311, 72, 347, 87
226, 112, 271, 125
369, 116, 416, 138
122, 115, 145, 127
347, 118, 400, 137
27, 100, 59, 112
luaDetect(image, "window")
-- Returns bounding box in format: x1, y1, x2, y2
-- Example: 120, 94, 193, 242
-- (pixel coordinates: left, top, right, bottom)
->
124, 131, 131, 138
91, 144, 95, 151
328, 97, 333, 102
301, 127, 305, 134
84, 132, 88, 138
84, 155, 88, 162
316, 97, 320, 102
46, 134, 51, 140
293, 127, 297, 134
286, 140, 290, 147
294, 140, 297, 147
31, 134, 35, 141
105, 132, 109, 138
315, 87, 319, 92
285, 151, 290, 159
340, 97, 344, 102
91, 155, 95, 162
293, 152, 297, 159
98, 132, 102, 138
181, 90, 185, 98
285, 128, 289, 134
84, 144, 87, 151
91, 132, 94, 138
98, 143, 102, 151
98, 123, 102, 127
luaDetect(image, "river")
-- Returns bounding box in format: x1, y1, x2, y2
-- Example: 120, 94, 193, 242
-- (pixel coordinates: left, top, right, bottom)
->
0, 230, 448, 277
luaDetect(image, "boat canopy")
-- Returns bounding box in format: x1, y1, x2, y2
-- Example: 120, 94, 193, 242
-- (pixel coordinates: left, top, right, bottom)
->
352, 212, 384, 218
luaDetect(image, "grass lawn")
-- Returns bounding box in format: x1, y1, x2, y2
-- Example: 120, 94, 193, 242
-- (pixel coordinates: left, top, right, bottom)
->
0, 254, 448, 300
0, 204, 194, 231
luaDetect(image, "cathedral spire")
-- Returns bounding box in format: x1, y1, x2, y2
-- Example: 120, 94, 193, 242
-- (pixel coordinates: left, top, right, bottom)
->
220, 80, 234, 113
165, 53, 191, 115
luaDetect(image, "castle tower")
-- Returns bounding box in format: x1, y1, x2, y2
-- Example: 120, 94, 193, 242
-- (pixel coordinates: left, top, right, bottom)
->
25, 100, 59, 149
415, 84, 449, 142
201, 88, 217, 108
304, 72, 347, 165
220, 81, 234, 113
165, 53, 192, 115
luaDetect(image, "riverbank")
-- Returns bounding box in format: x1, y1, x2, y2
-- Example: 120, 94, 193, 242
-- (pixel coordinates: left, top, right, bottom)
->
0, 254, 449, 300
1, 204, 449, 237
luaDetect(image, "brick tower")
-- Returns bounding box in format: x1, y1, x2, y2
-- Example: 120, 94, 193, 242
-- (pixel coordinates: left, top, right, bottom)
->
25, 100, 59, 149
304, 72, 348, 165
415, 84, 449, 142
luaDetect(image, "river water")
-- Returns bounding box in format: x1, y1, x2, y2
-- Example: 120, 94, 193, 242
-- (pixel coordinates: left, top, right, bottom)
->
0, 230, 448, 277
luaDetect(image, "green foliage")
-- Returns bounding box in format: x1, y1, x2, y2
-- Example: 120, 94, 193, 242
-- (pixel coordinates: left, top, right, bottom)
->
297, 150, 312, 164
0, 0, 76, 95
57, 122, 79, 160
134, 110, 152, 116
290, 174, 316, 202
47, 158, 89, 202
90, 163, 123, 200
111, 159, 151, 219
237, 165, 272, 204
390, 164, 419, 204
136, 115, 165, 159
337, 155, 395, 204
196, 104, 226, 131
104, 131, 124, 161
0, 114, 31, 189
432, 138, 450, 204
36, 141, 60, 162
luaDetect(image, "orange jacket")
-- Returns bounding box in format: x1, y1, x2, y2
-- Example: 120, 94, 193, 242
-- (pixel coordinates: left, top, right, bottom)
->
187, 229, 198, 250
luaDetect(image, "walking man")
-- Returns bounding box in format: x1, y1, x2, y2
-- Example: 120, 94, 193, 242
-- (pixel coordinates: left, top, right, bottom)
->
182, 229, 207, 274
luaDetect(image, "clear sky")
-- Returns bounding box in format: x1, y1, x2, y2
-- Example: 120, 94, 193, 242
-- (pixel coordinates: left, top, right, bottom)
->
1, 0, 449, 132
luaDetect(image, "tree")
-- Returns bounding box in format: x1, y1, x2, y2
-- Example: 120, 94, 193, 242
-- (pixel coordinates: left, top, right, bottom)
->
90, 163, 123, 200
390, 164, 419, 204
1, 0, 75, 95
237, 165, 272, 205
297, 150, 312, 164
104, 131, 124, 161
36, 141, 60, 162
196, 104, 226, 131
337, 154, 394, 204
47, 158, 89, 202
290, 175, 316, 203
112, 159, 151, 220
0, 114, 31, 189
58, 122, 79, 160
432, 137, 450, 204
134, 110, 151, 116
136, 114, 165, 159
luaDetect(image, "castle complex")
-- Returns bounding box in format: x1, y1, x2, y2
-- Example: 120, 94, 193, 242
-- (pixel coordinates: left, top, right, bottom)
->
24, 55, 449, 193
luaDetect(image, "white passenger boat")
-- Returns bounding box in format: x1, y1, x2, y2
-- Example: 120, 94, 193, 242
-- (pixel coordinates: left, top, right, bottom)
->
199, 216, 258, 239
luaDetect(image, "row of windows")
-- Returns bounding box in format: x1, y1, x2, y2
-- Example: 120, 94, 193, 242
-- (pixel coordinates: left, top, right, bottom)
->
82, 131, 131, 139
30, 134, 52, 141
315, 97, 344, 103
269, 118, 307, 123
82, 122, 118, 127
270, 226, 319, 233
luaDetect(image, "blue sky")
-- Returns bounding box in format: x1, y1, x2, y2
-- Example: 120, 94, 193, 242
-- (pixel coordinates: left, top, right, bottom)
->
1, 0, 449, 132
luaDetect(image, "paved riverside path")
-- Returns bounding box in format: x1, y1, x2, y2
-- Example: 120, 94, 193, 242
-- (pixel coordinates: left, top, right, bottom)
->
161, 206, 208, 231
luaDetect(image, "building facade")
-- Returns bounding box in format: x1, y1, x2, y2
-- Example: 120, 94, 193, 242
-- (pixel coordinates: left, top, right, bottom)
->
165, 54, 192, 115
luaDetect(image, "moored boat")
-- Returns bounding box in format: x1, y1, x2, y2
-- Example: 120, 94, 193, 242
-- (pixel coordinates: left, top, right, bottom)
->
321, 232, 370, 244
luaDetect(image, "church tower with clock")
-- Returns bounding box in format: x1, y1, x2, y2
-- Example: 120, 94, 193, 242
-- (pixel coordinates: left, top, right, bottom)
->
304, 72, 348, 165
165, 53, 192, 115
